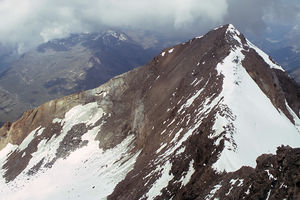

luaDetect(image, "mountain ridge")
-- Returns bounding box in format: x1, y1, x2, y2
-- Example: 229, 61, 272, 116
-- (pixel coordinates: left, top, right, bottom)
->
0, 24, 299, 200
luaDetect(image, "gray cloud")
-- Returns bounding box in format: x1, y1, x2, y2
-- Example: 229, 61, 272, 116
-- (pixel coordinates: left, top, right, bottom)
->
0, 0, 298, 52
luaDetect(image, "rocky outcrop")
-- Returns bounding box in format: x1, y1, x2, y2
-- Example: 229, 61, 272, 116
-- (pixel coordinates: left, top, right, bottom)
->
193, 146, 300, 200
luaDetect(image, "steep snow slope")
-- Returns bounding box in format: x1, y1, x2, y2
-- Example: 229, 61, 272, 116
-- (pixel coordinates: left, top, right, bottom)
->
212, 26, 300, 172
0, 102, 140, 200
0, 24, 299, 200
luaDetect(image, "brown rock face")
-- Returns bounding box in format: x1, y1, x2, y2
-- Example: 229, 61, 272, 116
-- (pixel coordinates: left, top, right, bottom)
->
0, 24, 299, 199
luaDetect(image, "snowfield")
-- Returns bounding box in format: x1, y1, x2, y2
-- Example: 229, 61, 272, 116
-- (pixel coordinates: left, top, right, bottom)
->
0, 103, 140, 200
211, 25, 300, 172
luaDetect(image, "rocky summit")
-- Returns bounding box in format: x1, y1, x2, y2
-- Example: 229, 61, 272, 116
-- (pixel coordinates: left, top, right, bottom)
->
0, 24, 300, 200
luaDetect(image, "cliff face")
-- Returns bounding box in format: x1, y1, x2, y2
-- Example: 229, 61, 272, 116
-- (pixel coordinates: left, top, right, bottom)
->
0, 24, 300, 200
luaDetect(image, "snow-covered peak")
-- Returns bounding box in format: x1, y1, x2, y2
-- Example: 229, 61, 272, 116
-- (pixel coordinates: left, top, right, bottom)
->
104, 30, 128, 41
226, 24, 239, 34
225, 24, 243, 47
212, 43, 298, 172
224, 24, 284, 71
226, 24, 241, 38
0, 24, 298, 200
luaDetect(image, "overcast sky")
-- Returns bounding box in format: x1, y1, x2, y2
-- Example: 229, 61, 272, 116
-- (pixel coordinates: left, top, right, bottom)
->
0, 0, 299, 52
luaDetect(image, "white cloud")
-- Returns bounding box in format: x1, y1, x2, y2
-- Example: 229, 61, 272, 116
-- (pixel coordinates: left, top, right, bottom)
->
0, 0, 298, 52
0, 0, 228, 50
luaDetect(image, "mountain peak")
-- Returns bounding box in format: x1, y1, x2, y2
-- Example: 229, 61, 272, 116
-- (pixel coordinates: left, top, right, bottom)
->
0, 25, 299, 199
226, 23, 239, 32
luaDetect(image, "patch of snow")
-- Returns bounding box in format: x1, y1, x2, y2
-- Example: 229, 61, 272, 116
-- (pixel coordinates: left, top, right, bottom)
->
168, 48, 174, 53
62, 102, 104, 127
185, 116, 191, 126
52, 118, 62, 124
245, 185, 251, 195
156, 143, 167, 154
280, 183, 287, 189
265, 170, 276, 180
214, 25, 224, 30
237, 179, 244, 187
102, 91, 107, 97
178, 88, 204, 113
230, 179, 238, 185
225, 186, 233, 196
226, 178, 236, 196
175, 146, 186, 155
161, 52, 165, 56
0, 143, 18, 167
196, 35, 203, 39
167, 119, 176, 127
205, 183, 222, 200
18, 127, 41, 151
0, 101, 140, 200
105, 30, 127, 41
179, 160, 195, 187
160, 129, 167, 135
170, 128, 184, 144
1, 126, 140, 200
119, 33, 127, 41
164, 125, 197, 158
266, 190, 271, 200
191, 78, 198, 85
36, 127, 45, 137
145, 160, 174, 200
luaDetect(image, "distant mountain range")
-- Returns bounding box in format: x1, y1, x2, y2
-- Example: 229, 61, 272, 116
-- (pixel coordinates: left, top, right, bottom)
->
0, 30, 163, 124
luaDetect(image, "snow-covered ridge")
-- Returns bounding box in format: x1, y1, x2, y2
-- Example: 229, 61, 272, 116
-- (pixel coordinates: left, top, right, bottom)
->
246, 39, 284, 71
225, 24, 284, 71
0, 23, 299, 200
212, 42, 299, 172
